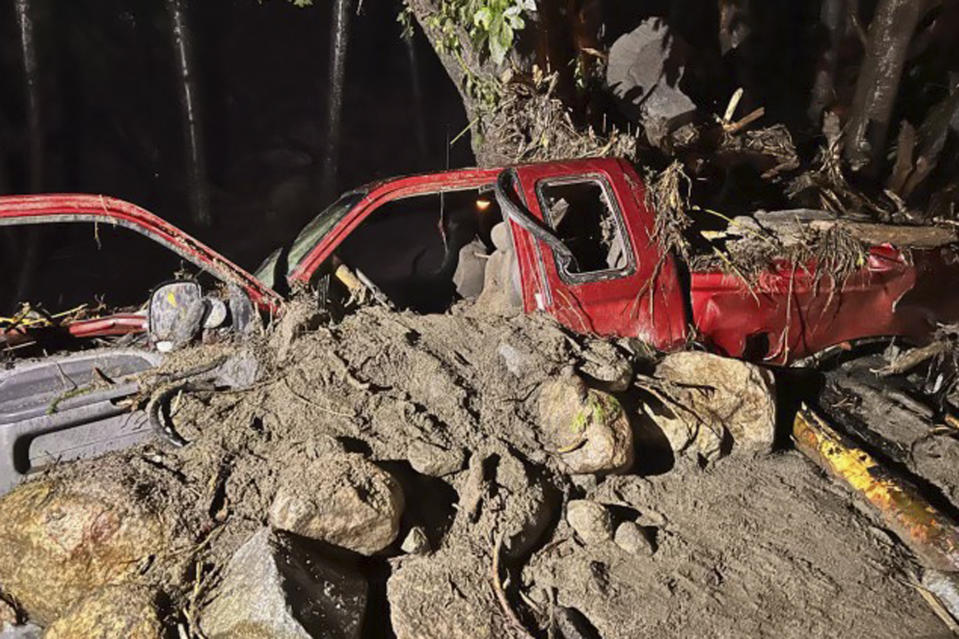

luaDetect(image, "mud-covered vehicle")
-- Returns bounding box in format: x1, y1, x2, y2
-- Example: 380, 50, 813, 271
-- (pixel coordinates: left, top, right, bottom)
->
2, 157, 958, 492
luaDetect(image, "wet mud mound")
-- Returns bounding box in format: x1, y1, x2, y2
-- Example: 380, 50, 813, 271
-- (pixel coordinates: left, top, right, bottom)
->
0, 303, 948, 637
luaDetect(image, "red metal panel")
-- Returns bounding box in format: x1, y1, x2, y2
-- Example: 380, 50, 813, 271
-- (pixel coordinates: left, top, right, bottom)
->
511, 158, 688, 349
690, 245, 959, 363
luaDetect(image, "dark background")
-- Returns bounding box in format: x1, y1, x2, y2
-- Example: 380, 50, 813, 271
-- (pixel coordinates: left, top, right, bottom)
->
0, 0, 471, 283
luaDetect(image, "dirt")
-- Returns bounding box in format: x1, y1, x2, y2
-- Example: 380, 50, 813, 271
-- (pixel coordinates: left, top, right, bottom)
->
17, 301, 953, 637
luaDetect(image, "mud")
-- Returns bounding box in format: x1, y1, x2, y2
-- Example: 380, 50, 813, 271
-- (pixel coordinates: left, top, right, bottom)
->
16, 303, 953, 637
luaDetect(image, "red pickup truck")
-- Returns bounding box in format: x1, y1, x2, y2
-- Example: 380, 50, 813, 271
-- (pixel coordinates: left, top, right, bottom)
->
3, 156, 959, 492
1, 157, 957, 363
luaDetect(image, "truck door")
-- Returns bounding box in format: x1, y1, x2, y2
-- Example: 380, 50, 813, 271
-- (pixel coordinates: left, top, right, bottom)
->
506, 159, 687, 349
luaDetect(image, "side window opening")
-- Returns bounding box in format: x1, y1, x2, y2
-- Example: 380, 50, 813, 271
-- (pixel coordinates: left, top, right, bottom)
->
333, 188, 506, 313
0, 222, 206, 317
538, 178, 631, 278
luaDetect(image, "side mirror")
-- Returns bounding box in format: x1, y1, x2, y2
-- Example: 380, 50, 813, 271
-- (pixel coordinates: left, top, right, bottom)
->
148, 281, 205, 353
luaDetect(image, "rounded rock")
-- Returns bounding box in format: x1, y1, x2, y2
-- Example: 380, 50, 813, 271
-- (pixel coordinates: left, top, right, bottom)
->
614, 521, 654, 556
269, 453, 404, 556
566, 500, 613, 544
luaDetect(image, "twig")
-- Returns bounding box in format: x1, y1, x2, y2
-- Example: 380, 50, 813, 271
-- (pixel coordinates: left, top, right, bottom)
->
722, 88, 744, 124
911, 579, 959, 635
491, 533, 535, 639
876, 340, 950, 377
723, 107, 765, 135
281, 375, 353, 418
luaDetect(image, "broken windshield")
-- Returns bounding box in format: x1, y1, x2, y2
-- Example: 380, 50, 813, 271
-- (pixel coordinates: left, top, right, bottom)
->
254, 189, 367, 289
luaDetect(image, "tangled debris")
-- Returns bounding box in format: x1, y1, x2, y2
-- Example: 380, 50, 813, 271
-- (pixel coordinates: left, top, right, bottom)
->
0, 301, 954, 638
480, 71, 637, 167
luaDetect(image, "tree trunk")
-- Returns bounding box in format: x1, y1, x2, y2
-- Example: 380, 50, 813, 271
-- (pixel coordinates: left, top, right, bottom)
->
808, 0, 846, 124
404, 31, 429, 159
405, 0, 579, 166
167, 0, 212, 227
13, 0, 42, 307
320, 0, 353, 204
843, 0, 936, 176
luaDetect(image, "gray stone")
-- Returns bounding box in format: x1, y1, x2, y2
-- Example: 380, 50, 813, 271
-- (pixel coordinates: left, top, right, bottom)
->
497, 342, 530, 376
607, 19, 698, 147
566, 500, 612, 545
407, 441, 465, 477
614, 521, 654, 556
649, 352, 776, 462
0, 624, 40, 639
200, 528, 367, 639
270, 453, 404, 556
921, 569, 959, 622
453, 240, 488, 299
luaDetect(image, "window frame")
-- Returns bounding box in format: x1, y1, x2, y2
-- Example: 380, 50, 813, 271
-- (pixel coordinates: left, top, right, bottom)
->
534, 174, 636, 285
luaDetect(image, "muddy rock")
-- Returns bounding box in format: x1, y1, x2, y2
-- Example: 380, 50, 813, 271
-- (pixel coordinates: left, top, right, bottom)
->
566, 500, 613, 544
388, 548, 503, 639
578, 341, 633, 392
43, 585, 162, 639
647, 352, 776, 461
0, 478, 168, 624
406, 441, 465, 477
495, 451, 558, 559
269, 452, 404, 555
200, 528, 367, 639
538, 372, 634, 474
613, 521, 654, 556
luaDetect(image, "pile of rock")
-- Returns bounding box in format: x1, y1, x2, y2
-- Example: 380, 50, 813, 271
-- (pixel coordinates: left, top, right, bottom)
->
0, 452, 405, 638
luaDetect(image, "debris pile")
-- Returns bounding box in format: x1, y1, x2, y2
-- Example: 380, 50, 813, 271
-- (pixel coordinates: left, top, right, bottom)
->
0, 303, 955, 637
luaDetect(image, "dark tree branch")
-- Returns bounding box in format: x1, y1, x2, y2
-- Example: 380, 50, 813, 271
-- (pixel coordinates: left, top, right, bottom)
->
808, 0, 846, 124
843, 0, 938, 176
901, 79, 959, 199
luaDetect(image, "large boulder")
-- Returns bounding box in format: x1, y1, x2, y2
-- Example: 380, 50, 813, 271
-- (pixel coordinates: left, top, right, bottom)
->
201, 528, 367, 639
607, 19, 698, 147
43, 585, 162, 639
269, 453, 404, 555
645, 352, 776, 461
0, 478, 168, 624
538, 372, 634, 475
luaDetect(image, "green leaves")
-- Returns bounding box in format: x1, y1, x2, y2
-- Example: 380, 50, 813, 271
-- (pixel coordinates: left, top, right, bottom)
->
471, 0, 535, 65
